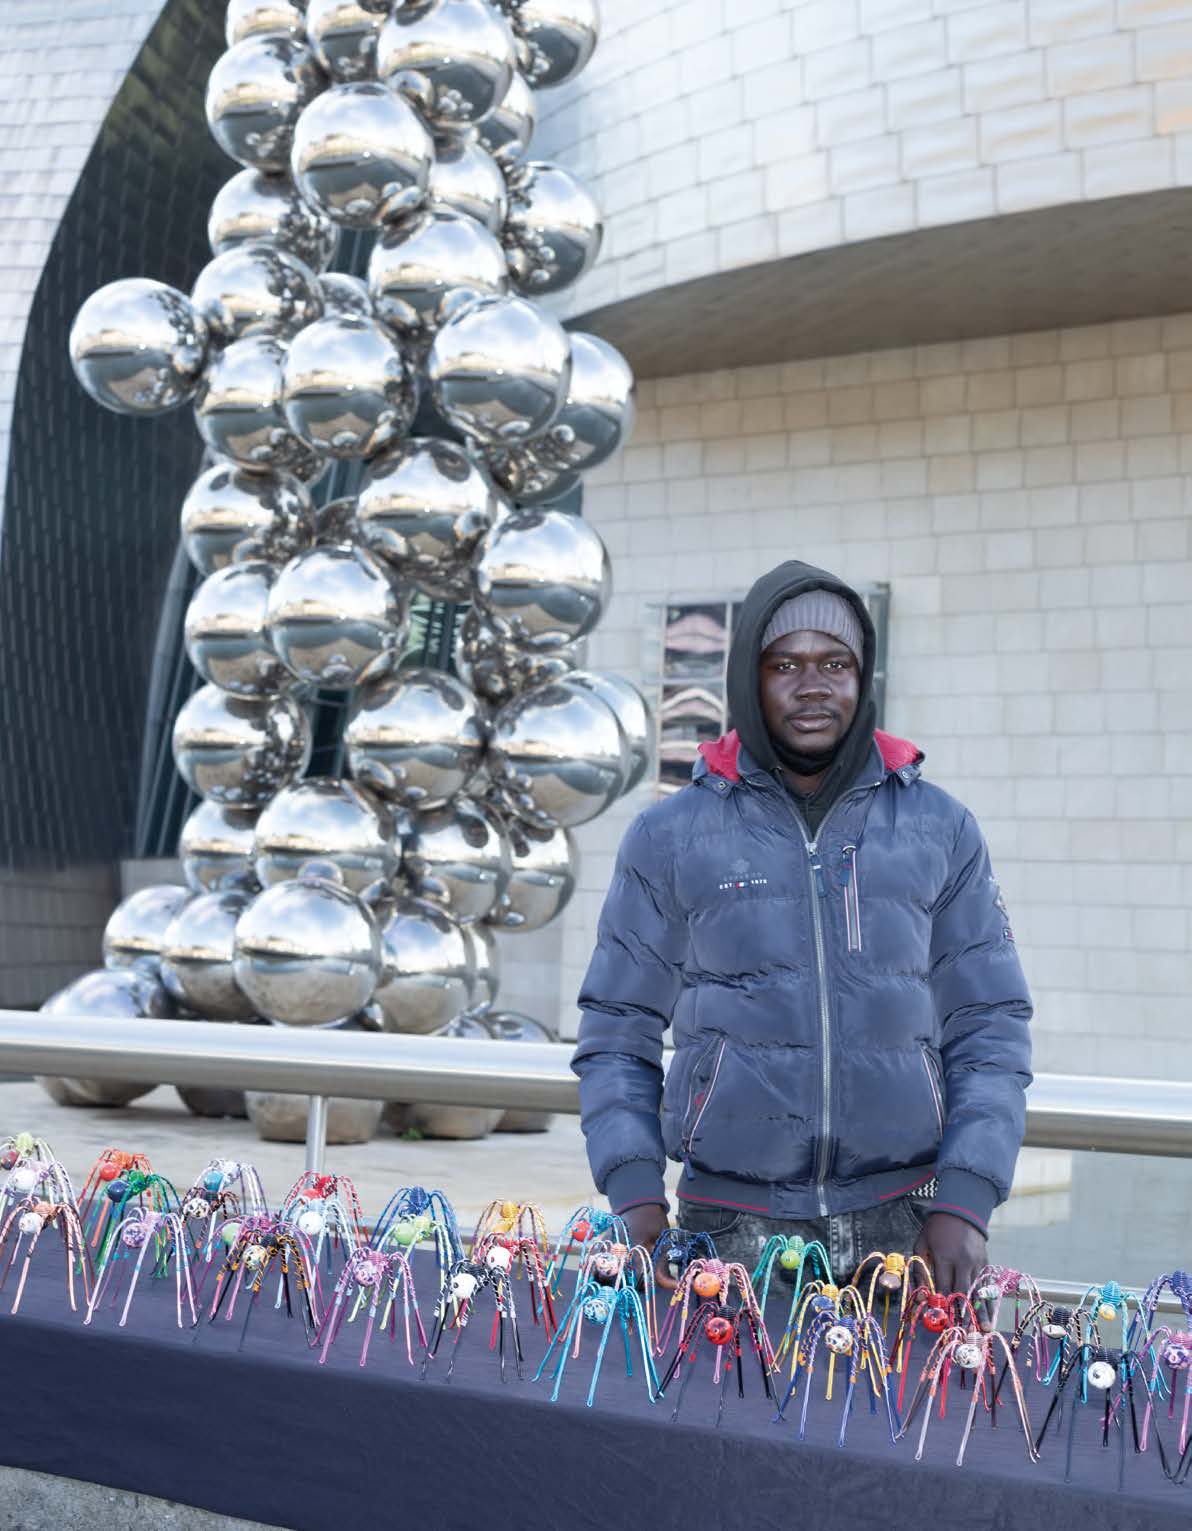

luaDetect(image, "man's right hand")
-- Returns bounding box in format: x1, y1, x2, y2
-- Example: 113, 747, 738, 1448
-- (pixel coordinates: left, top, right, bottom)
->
623, 1203, 669, 1252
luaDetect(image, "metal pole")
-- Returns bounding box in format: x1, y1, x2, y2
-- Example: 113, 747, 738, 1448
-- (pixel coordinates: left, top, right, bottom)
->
305, 1094, 328, 1175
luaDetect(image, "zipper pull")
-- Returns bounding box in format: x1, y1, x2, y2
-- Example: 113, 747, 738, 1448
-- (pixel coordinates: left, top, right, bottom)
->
841, 845, 855, 887
809, 850, 827, 898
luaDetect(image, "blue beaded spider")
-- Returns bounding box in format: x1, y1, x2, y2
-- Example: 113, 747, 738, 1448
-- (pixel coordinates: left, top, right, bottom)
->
777, 1305, 899, 1448
372, 1186, 462, 1276
535, 1264, 660, 1407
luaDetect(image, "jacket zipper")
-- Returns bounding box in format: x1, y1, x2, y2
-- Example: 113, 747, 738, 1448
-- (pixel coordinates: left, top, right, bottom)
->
921, 1046, 944, 1136
842, 843, 861, 952
683, 1037, 726, 1154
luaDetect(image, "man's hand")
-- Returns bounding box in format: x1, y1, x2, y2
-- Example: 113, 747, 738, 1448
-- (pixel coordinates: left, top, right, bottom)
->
623, 1203, 669, 1253
914, 1211, 986, 1297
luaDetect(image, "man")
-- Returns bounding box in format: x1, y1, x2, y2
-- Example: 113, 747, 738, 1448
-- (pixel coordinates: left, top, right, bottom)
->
573, 560, 1033, 1295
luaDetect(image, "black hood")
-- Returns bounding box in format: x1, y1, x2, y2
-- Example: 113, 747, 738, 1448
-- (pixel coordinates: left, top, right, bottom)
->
726, 560, 877, 804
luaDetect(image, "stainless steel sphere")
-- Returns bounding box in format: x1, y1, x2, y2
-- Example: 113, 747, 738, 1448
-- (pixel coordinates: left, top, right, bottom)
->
180, 461, 315, 575
488, 677, 628, 829
485, 819, 575, 931
37, 969, 171, 1109
346, 667, 485, 806
461, 920, 499, 1009
373, 895, 472, 1033
180, 800, 262, 893
355, 436, 501, 599
205, 36, 326, 173
313, 494, 360, 544
194, 334, 327, 477
453, 607, 576, 705
234, 873, 382, 1024
486, 1010, 556, 1131
290, 82, 433, 227
477, 70, 535, 164
503, 160, 601, 295
474, 507, 610, 650
248, 1091, 382, 1142
185, 562, 293, 697
377, 0, 516, 132
428, 139, 508, 233
534, 332, 634, 473
226, 0, 306, 46
191, 243, 323, 345
383, 1012, 502, 1139
305, 0, 383, 80
253, 777, 398, 893
280, 315, 415, 459
69, 279, 208, 416
566, 670, 653, 794
208, 168, 338, 273
428, 293, 570, 444
103, 885, 192, 975
265, 544, 408, 688
367, 209, 508, 350
172, 683, 312, 806
320, 272, 372, 319
482, 441, 578, 506
160, 892, 257, 1020
502, 0, 599, 89
401, 796, 510, 922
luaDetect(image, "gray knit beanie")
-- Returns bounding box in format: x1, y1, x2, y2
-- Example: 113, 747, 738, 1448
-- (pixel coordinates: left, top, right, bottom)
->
760, 590, 864, 663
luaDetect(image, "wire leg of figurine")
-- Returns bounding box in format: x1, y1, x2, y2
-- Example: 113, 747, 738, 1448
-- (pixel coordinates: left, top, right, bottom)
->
356, 1287, 378, 1368
586, 1303, 619, 1407
838, 1373, 859, 1449
798, 1352, 819, 1441
914, 1370, 942, 1461
317, 1287, 348, 1365
956, 1365, 984, 1467
671, 1343, 700, 1423
118, 1234, 154, 1328
11, 1240, 38, 1316
444, 1304, 469, 1384
238, 1277, 264, 1351
714, 1337, 736, 1429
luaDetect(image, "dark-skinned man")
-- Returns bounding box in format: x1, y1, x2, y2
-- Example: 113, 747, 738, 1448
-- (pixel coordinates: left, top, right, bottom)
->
573, 560, 1033, 1297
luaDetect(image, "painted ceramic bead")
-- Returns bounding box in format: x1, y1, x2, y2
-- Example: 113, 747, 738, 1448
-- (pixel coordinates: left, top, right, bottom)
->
922, 1307, 948, 1333
583, 1295, 611, 1324
693, 1271, 721, 1300
779, 1248, 802, 1271
1087, 1360, 1116, 1389
877, 1271, 902, 1292
105, 1178, 128, 1202
17, 1212, 42, 1236
221, 1221, 241, 1246
99, 1163, 119, 1182
244, 1244, 268, 1268
297, 1210, 324, 1237
825, 1324, 853, 1355
121, 1221, 147, 1247
571, 1218, 591, 1242
0, 1151, 16, 1171
450, 1271, 479, 1303
204, 1170, 223, 1192
485, 1243, 513, 1272
1097, 1300, 1117, 1323
705, 1315, 733, 1346
184, 1197, 211, 1220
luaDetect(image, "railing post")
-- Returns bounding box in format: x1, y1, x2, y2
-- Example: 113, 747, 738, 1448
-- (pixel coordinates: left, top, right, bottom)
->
305, 1094, 328, 1175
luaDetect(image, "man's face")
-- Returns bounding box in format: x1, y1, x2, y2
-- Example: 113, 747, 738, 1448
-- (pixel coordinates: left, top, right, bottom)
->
759, 628, 861, 757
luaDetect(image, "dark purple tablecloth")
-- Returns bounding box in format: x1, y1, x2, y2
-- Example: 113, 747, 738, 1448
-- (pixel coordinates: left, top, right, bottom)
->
0, 1254, 1186, 1531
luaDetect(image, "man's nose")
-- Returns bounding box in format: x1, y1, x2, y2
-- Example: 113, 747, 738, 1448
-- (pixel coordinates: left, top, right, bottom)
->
795, 671, 830, 698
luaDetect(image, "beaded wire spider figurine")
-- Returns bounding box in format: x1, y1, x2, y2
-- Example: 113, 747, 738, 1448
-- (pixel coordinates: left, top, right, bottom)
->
545, 1206, 630, 1295
994, 1296, 1089, 1393
83, 1166, 181, 1267
180, 1160, 268, 1263
79, 1149, 152, 1211
854, 1249, 935, 1346
0, 1195, 90, 1314
651, 1226, 717, 1293
208, 1216, 320, 1346
317, 1246, 426, 1368
0, 1134, 61, 1220
1, 1153, 77, 1229
658, 1256, 776, 1364
1139, 1325, 1192, 1472
752, 1235, 833, 1327
888, 1286, 980, 1410
776, 1305, 899, 1447
85, 1207, 196, 1330
0, 1132, 54, 1169
279, 1171, 364, 1266
535, 1258, 660, 1407
781, 1281, 869, 1393
474, 1228, 556, 1337
1034, 1341, 1152, 1486
1135, 1269, 1192, 1346
372, 1186, 462, 1276
657, 1291, 777, 1426
898, 1314, 1038, 1467
422, 1255, 526, 1383
1076, 1278, 1143, 1349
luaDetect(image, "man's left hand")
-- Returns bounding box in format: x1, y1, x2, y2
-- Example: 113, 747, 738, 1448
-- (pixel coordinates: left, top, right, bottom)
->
914, 1211, 986, 1297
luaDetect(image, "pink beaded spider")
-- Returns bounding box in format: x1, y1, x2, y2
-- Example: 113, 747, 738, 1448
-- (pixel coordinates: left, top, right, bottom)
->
898, 1316, 1039, 1468
317, 1246, 426, 1369
0, 1195, 90, 1315
85, 1207, 196, 1330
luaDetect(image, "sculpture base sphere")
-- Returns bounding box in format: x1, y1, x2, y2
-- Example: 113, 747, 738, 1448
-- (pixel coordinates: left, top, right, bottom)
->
494, 1109, 552, 1133
246, 1091, 382, 1143
382, 1101, 502, 1140
176, 1086, 249, 1119
35, 1076, 153, 1109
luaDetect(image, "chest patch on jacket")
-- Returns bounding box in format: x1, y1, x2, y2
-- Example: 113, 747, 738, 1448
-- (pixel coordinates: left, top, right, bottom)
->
718, 857, 768, 893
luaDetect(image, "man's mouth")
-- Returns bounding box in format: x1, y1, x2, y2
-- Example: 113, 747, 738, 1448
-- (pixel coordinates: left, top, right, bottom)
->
788, 712, 834, 731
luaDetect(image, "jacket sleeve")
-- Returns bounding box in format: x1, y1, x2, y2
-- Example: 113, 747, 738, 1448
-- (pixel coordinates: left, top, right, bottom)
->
571, 812, 686, 1215
928, 809, 1033, 1236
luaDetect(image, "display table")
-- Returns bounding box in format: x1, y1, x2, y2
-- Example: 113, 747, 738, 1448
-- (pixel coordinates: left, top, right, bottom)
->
1, 1258, 1185, 1531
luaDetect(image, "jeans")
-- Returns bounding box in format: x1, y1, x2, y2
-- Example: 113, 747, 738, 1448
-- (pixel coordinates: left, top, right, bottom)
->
676, 1193, 932, 1284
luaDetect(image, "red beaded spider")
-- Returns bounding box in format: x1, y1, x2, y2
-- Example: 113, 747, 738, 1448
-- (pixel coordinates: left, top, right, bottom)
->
317, 1246, 426, 1369
889, 1286, 979, 1408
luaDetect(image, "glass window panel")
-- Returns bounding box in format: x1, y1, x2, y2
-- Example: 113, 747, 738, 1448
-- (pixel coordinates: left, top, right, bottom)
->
664, 602, 729, 679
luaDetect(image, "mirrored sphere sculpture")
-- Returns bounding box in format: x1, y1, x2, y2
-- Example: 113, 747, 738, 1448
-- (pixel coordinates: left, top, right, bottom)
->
69, 279, 208, 416
486, 1010, 556, 1131
534, 332, 634, 473
265, 544, 408, 688
313, 494, 360, 544
190, 243, 323, 345
355, 436, 500, 599
291, 81, 433, 228
401, 796, 510, 922
428, 293, 570, 444
234, 874, 382, 1025
103, 885, 192, 975
180, 461, 315, 575
305, 0, 384, 80
372, 896, 472, 1034
346, 667, 485, 806
474, 507, 610, 649
37, 970, 171, 1108
184, 562, 292, 697
428, 139, 508, 233
319, 272, 373, 319
453, 607, 576, 706
376, 0, 516, 132
502, 0, 599, 88
488, 678, 628, 829
194, 334, 327, 477
208, 168, 339, 273
247, 1089, 382, 1143
180, 800, 262, 894
565, 670, 653, 795
226, 0, 306, 46
503, 161, 602, 296
205, 36, 326, 174
367, 209, 508, 350
253, 777, 397, 893
161, 892, 257, 1020
461, 920, 499, 1011
482, 441, 578, 506
384, 1012, 502, 1139
281, 314, 415, 458
477, 69, 535, 164
485, 819, 576, 932
172, 683, 312, 806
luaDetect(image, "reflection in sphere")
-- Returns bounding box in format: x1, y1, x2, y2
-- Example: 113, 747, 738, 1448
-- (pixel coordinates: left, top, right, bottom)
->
474, 507, 610, 649
290, 82, 432, 227
565, 670, 654, 795
534, 332, 634, 473
172, 683, 312, 806
205, 36, 326, 174
488, 678, 628, 829
180, 800, 261, 894
503, 160, 602, 295
485, 1009, 557, 1131
226, 0, 306, 46
453, 607, 576, 706
477, 70, 536, 164
234, 875, 381, 1025
179, 461, 315, 575
320, 272, 372, 319
372, 896, 472, 1034
161, 892, 257, 1020
194, 334, 327, 478
356, 436, 501, 599
265, 544, 408, 689
428, 139, 508, 233
485, 819, 576, 932
191, 243, 323, 345
184, 562, 292, 697
346, 667, 485, 807
367, 209, 508, 351
376, 0, 516, 132
253, 777, 397, 893
305, 0, 383, 81
281, 315, 415, 459
313, 495, 360, 545
69, 279, 208, 416
461, 921, 500, 1010
38, 970, 171, 1108
482, 441, 578, 506
208, 168, 338, 273
428, 293, 570, 444
401, 796, 510, 923
502, 0, 599, 89
103, 885, 192, 975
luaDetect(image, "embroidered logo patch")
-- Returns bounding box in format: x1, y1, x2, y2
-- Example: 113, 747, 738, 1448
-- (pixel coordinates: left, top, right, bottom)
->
989, 875, 1014, 941
719, 857, 768, 893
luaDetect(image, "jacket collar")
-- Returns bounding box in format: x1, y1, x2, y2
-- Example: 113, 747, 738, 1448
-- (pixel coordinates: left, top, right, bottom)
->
694, 728, 924, 789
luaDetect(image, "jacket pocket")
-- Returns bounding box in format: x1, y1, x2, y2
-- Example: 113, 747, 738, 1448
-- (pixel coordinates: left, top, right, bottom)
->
684, 1041, 816, 1185
832, 1047, 943, 1182
921, 1045, 945, 1136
